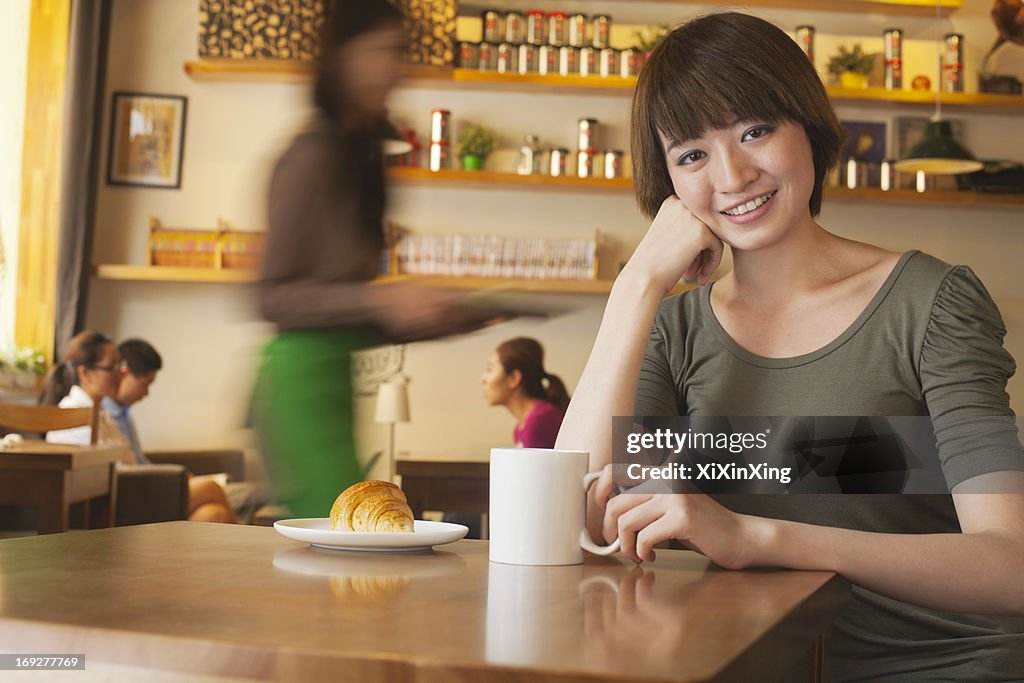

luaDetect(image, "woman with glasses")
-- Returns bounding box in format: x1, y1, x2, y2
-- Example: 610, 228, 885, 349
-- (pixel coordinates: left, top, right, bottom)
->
41, 330, 124, 446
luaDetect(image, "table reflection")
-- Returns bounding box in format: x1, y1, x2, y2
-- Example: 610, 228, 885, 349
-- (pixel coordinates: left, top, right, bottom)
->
273, 547, 467, 601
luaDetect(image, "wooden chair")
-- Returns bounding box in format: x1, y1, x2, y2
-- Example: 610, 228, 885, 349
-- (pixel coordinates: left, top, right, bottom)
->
0, 401, 111, 533
0, 402, 99, 442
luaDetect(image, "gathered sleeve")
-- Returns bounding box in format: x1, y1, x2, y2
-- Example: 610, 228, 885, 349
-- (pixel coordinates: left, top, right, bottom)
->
919, 265, 1024, 487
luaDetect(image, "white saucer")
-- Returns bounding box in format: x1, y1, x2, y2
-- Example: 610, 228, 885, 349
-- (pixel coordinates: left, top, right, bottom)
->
273, 518, 468, 552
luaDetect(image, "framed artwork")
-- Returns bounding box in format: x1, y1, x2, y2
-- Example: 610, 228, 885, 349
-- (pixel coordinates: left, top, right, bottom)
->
107, 92, 187, 189
840, 120, 888, 163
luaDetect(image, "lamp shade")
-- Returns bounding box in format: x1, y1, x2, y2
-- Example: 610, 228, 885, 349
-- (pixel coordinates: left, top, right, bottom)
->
375, 375, 410, 424
893, 121, 984, 175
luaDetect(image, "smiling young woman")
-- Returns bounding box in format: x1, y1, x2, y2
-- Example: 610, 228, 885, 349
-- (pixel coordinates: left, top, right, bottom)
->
556, 12, 1024, 683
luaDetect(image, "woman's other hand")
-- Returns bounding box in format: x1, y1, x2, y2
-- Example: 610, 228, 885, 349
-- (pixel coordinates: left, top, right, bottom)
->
604, 490, 767, 568
622, 195, 724, 295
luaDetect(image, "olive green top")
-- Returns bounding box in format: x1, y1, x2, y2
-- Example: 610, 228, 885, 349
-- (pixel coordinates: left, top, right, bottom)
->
636, 250, 1024, 682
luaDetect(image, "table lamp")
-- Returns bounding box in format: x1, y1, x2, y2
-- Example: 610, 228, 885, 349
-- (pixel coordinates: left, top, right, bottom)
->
374, 372, 410, 483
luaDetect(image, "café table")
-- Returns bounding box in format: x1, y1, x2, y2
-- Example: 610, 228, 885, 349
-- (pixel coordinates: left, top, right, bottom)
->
0, 439, 123, 533
0, 522, 848, 682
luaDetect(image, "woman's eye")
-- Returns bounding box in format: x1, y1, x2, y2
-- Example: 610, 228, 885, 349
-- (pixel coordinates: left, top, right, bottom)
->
676, 150, 706, 166
742, 125, 774, 142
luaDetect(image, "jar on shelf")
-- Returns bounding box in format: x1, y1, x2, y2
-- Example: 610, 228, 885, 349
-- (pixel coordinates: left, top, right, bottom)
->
517, 135, 543, 175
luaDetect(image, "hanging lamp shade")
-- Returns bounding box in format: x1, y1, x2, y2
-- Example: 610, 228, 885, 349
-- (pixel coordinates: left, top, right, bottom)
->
893, 120, 984, 174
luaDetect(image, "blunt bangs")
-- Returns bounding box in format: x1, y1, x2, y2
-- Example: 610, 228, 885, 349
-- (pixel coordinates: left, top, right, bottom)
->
631, 12, 846, 220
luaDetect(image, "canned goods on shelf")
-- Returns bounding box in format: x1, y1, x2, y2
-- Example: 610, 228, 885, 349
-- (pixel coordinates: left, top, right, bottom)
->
430, 109, 450, 144
526, 11, 545, 45
458, 41, 478, 69
558, 46, 578, 76
518, 134, 543, 176
578, 118, 598, 152
549, 148, 569, 176
844, 158, 868, 190
497, 43, 517, 74
429, 142, 450, 172
482, 10, 503, 44
795, 25, 814, 64
619, 48, 639, 77
598, 48, 618, 78
518, 43, 538, 74
538, 44, 558, 76
577, 150, 596, 178
592, 15, 612, 49
603, 150, 624, 179
504, 11, 525, 45
568, 13, 588, 47
944, 33, 964, 93
547, 12, 568, 47
880, 159, 895, 191
579, 46, 596, 77
478, 42, 496, 71
884, 28, 902, 91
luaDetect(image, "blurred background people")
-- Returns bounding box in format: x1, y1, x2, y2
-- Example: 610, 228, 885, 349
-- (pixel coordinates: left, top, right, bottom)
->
41, 330, 127, 448
253, 0, 499, 518
445, 338, 570, 539
104, 338, 239, 524
481, 337, 570, 448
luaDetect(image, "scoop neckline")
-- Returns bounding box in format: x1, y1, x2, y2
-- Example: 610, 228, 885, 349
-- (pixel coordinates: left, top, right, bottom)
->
699, 250, 919, 369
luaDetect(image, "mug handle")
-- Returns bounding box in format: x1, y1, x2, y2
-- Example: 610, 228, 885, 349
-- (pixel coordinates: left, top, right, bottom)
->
579, 471, 621, 556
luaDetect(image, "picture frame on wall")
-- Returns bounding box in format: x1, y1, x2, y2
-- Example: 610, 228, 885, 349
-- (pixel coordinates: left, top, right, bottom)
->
840, 119, 888, 164
107, 92, 187, 189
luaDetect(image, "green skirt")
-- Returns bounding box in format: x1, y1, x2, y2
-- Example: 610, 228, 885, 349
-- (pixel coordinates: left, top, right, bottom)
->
253, 328, 379, 518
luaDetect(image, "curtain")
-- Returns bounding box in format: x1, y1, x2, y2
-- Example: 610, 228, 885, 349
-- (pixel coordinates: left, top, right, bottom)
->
54, 0, 111, 356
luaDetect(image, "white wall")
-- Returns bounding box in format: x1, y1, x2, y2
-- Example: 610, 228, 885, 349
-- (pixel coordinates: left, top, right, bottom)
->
89, 0, 1023, 475
0, 0, 31, 350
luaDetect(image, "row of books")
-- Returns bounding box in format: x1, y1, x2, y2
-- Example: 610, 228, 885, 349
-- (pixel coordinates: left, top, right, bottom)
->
392, 234, 598, 280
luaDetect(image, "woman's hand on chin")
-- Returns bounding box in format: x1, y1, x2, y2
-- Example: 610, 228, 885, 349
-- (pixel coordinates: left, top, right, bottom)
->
622, 195, 724, 295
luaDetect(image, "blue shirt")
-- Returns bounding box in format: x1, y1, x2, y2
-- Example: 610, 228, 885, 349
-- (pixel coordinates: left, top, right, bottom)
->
101, 397, 150, 465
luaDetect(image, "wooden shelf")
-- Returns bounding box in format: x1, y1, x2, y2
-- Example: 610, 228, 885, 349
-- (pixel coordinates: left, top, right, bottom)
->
184, 61, 1024, 113
184, 58, 313, 84
389, 168, 1024, 210
94, 264, 256, 283
92, 264, 667, 294
633, 0, 961, 16
388, 166, 632, 192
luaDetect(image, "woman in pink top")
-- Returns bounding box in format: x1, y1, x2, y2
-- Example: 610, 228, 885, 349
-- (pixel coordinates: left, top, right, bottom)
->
481, 337, 570, 448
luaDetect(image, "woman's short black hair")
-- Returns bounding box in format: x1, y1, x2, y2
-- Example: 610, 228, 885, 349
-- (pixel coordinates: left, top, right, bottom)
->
631, 12, 846, 220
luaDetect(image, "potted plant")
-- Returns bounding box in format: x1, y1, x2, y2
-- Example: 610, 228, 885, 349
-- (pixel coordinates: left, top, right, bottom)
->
0, 347, 46, 390
457, 124, 496, 171
827, 44, 875, 89
633, 25, 670, 66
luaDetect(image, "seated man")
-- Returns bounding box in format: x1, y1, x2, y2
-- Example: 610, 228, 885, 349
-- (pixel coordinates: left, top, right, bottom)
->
104, 339, 238, 523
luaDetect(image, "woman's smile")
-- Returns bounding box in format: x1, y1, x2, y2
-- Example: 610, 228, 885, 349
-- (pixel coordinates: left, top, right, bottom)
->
719, 189, 778, 223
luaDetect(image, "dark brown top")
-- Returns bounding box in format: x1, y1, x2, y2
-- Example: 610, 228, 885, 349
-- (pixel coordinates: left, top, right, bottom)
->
260, 121, 387, 332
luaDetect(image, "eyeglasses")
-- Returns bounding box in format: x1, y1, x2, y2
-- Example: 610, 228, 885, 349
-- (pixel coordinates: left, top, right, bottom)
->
88, 364, 120, 373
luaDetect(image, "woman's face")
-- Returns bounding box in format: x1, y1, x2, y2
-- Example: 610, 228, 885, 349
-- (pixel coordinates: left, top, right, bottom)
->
659, 119, 816, 252
481, 352, 518, 406
77, 343, 122, 402
337, 23, 405, 117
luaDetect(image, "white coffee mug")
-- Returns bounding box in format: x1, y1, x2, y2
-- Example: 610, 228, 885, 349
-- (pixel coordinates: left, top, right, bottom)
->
489, 448, 620, 565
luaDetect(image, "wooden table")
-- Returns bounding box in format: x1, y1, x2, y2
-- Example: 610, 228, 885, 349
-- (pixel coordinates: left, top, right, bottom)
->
0, 440, 123, 533
397, 459, 489, 518
0, 522, 848, 682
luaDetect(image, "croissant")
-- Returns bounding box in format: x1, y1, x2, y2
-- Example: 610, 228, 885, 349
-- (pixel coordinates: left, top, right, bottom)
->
330, 480, 414, 532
